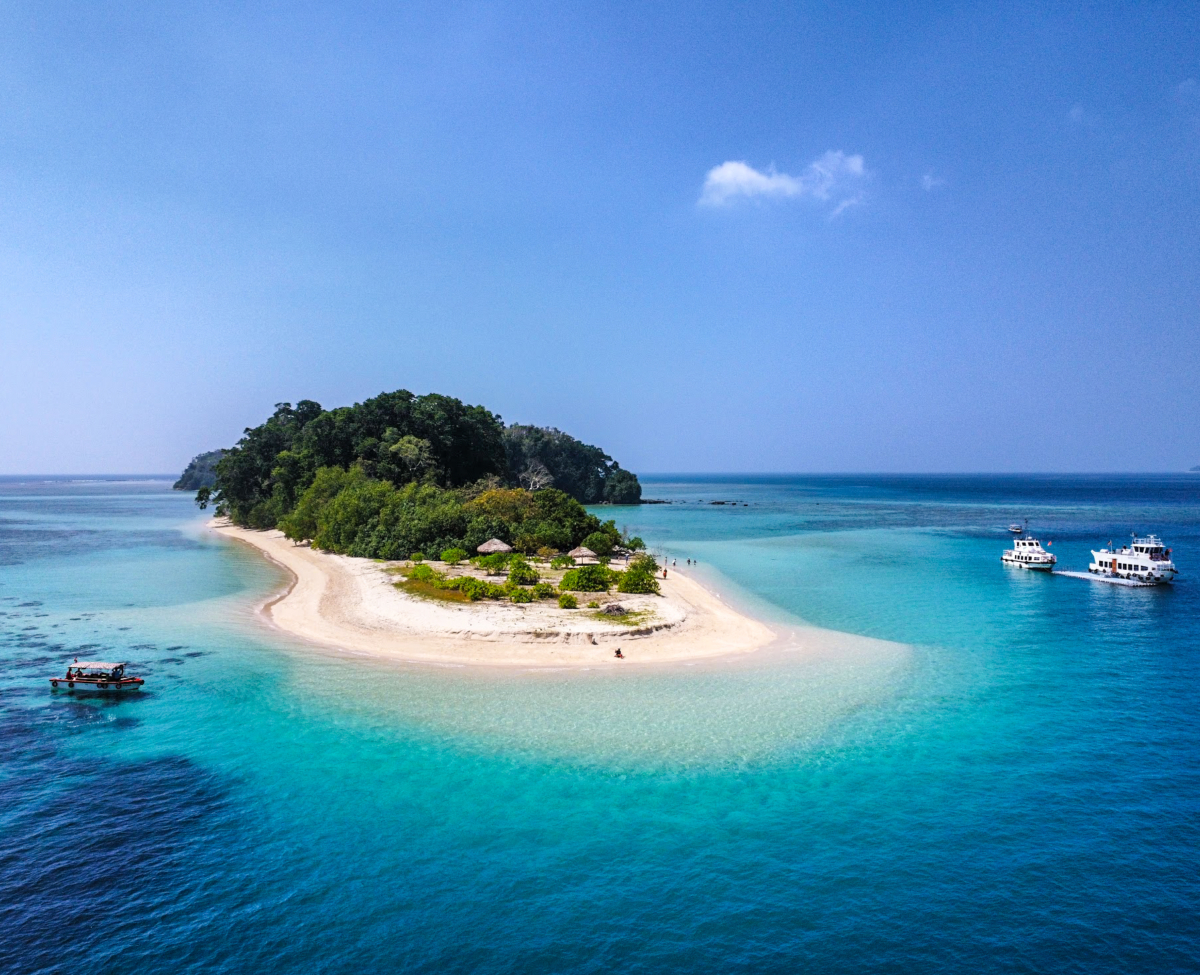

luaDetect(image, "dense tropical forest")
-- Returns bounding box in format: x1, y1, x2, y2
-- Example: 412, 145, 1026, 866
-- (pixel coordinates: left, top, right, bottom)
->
193, 390, 644, 561
503, 425, 640, 504
173, 449, 224, 490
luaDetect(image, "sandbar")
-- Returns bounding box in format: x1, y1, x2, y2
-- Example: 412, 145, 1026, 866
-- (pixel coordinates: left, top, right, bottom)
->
212, 520, 779, 667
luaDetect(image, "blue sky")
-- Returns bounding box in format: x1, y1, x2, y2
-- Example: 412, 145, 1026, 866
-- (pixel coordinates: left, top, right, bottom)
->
2, 1, 1197, 474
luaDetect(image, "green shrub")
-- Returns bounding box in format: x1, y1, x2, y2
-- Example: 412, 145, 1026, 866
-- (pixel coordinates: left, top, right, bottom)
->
440, 547, 467, 565
617, 554, 660, 594
625, 536, 645, 551
442, 576, 511, 601
510, 587, 534, 604
409, 563, 437, 583
536, 546, 557, 560
550, 555, 575, 569
507, 559, 539, 586
558, 593, 577, 609
618, 568, 660, 594
586, 601, 600, 609
559, 564, 613, 592
474, 552, 511, 575
410, 552, 426, 563
532, 582, 556, 600
454, 577, 487, 600
582, 531, 614, 558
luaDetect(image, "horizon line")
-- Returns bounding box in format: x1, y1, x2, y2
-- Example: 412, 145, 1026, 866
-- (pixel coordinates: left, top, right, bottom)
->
1, 470, 1197, 481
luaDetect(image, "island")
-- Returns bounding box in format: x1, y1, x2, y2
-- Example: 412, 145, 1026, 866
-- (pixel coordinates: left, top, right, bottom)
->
197, 389, 775, 666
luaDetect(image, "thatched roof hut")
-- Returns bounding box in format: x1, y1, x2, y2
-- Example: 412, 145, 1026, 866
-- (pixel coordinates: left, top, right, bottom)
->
476, 538, 513, 554
567, 546, 597, 563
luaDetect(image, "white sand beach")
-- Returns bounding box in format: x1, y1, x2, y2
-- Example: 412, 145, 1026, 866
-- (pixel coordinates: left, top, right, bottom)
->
212, 520, 779, 667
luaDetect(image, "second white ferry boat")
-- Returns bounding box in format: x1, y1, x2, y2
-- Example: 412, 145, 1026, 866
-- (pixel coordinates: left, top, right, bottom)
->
1090, 535, 1177, 584
1002, 535, 1056, 571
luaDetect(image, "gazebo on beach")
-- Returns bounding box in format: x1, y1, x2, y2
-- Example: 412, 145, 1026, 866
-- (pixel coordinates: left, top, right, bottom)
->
476, 538, 513, 555
567, 546, 598, 564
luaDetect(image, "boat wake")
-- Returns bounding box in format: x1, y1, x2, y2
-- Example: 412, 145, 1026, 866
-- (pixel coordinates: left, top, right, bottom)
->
1053, 570, 1164, 588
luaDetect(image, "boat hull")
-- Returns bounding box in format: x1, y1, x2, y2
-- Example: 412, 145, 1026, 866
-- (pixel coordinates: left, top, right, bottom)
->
49, 678, 144, 694
1001, 556, 1055, 572
1088, 567, 1173, 585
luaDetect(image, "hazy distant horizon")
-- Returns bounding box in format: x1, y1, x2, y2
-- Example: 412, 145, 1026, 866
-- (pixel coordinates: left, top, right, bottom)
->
3, 469, 1197, 480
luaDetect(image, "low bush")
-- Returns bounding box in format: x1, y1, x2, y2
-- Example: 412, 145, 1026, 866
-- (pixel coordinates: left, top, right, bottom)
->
409, 563, 437, 582
586, 601, 600, 609
559, 564, 613, 592
507, 559, 540, 586
410, 552, 426, 563
617, 554, 660, 594
536, 546, 558, 560
510, 587, 534, 604
440, 547, 467, 565
453, 577, 488, 600
550, 555, 575, 569
558, 593, 577, 609
474, 552, 511, 575
440, 576, 510, 601
531, 582, 556, 600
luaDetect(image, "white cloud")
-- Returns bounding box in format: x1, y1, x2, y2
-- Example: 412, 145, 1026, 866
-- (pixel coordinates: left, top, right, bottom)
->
921, 172, 944, 191
829, 194, 864, 218
699, 150, 867, 210
1069, 104, 1086, 124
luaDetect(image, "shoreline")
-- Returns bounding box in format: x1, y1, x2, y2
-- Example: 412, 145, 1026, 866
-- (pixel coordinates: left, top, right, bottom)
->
211, 520, 781, 668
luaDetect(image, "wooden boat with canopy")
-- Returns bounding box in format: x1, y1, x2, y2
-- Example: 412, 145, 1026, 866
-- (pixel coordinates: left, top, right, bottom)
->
49, 661, 145, 694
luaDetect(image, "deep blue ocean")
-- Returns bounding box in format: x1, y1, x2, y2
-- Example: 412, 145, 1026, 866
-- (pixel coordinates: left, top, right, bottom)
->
3, 474, 1198, 974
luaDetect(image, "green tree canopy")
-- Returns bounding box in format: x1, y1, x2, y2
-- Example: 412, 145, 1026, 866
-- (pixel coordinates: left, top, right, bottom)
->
173, 450, 225, 491
503, 425, 641, 505
198, 390, 644, 559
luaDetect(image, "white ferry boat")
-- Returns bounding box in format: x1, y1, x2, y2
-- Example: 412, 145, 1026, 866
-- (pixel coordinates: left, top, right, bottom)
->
1002, 536, 1056, 571
1090, 535, 1177, 585
49, 661, 144, 694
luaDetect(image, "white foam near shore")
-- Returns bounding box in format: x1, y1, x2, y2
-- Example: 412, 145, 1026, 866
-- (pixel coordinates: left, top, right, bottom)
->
211, 520, 782, 667
1054, 570, 1166, 588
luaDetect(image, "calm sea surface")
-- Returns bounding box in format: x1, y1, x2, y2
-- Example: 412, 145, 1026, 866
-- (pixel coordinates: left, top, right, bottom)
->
3, 474, 1198, 974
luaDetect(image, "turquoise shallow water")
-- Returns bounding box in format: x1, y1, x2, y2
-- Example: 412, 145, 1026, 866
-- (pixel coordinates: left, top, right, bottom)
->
2, 474, 1199, 973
